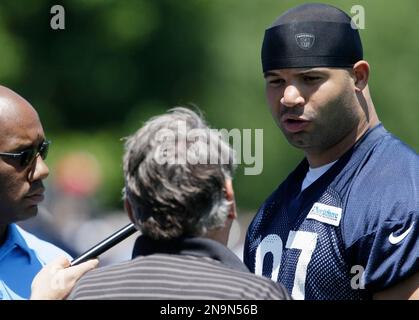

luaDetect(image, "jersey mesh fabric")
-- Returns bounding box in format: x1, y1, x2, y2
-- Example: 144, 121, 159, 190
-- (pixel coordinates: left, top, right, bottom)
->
244, 124, 418, 300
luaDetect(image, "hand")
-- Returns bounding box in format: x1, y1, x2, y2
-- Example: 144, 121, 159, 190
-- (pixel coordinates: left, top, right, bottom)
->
30, 256, 99, 300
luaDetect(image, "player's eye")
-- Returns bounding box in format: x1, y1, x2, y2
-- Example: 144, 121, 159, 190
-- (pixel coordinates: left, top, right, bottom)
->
267, 78, 285, 87
303, 75, 321, 83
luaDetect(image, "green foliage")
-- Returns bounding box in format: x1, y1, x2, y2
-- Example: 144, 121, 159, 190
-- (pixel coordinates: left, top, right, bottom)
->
0, 0, 417, 212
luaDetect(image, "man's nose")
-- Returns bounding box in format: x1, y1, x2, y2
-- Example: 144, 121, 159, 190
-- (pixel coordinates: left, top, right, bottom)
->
28, 156, 50, 181
280, 85, 305, 108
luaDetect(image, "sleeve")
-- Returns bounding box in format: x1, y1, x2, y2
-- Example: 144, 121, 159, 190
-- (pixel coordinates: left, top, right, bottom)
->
345, 209, 418, 292
243, 183, 287, 273
243, 216, 256, 273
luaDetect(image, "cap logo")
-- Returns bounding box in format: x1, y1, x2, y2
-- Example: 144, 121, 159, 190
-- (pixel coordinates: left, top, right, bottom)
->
295, 33, 315, 50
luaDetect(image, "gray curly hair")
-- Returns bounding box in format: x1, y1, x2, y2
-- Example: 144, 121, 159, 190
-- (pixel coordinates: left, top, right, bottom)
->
123, 107, 236, 240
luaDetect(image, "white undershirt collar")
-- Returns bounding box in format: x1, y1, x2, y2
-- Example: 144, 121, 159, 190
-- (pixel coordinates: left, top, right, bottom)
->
301, 160, 338, 192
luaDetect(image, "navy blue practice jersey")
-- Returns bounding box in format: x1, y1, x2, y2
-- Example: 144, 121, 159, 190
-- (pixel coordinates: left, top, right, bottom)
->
244, 124, 419, 300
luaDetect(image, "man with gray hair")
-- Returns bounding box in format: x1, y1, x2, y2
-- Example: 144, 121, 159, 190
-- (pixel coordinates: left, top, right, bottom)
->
54, 107, 289, 299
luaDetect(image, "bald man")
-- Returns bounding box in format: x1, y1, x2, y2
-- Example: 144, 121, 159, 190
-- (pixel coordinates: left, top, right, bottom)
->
0, 86, 96, 300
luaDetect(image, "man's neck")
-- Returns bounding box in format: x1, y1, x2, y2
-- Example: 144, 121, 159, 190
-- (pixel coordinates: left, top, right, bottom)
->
306, 119, 379, 168
205, 221, 232, 246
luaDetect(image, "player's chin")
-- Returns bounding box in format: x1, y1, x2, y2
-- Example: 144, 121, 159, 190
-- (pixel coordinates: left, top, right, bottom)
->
284, 132, 310, 148
290, 140, 310, 149
19, 203, 40, 220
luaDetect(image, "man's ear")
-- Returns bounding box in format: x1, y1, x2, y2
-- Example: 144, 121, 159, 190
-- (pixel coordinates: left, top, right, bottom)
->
352, 60, 370, 91
125, 198, 136, 224
224, 179, 237, 220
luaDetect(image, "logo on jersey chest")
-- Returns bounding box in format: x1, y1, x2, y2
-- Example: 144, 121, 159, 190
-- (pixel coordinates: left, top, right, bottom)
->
307, 202, 342, 226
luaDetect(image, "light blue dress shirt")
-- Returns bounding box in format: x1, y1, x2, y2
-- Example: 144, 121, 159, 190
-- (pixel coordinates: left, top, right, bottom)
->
0, 223, 71, 300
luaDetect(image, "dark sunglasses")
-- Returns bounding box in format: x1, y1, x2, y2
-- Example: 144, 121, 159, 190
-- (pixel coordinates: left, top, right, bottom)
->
0, 140, 51, 167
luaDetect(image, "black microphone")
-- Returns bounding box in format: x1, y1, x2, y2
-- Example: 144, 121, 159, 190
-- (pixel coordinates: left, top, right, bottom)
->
70, 223, 137, 266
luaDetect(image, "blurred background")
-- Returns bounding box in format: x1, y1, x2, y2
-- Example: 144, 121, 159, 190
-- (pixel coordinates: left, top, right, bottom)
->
3, 0, 417, 264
